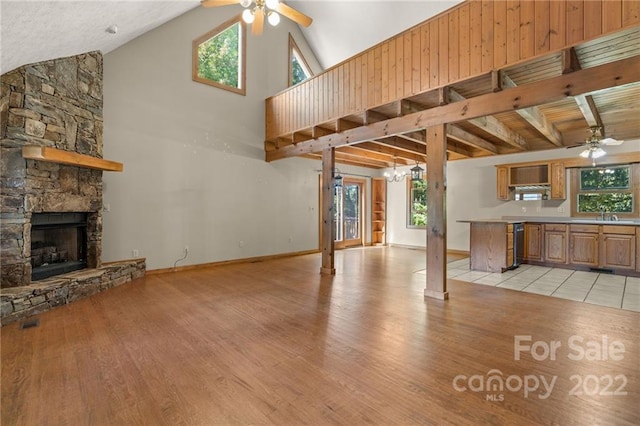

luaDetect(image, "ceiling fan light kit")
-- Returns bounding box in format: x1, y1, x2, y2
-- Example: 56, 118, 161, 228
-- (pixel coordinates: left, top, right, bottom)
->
201, 0, 312, 35
572, 126, 625, 166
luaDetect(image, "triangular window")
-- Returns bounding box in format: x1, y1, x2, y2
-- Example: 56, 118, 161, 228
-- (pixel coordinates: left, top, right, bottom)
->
289, 34, 313, 86
193, 16, 246, 95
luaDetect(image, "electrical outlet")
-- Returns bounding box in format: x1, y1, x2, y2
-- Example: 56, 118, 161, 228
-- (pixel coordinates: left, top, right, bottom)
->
239, 241, 244, 248
102, 203, 111, 212
132, 249, 139, 257
521, 207, 527, 213
557, 206, 565, 213
288, 236, 293, 243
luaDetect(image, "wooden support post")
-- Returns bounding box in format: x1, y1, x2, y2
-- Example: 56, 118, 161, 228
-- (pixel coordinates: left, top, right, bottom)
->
320, 148, 336, 275
425, 124, 448, 300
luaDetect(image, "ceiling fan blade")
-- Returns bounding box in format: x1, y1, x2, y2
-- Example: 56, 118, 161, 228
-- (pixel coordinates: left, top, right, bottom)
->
275, 2, 313, 27
565, 143, 584, 149
252, 8, 264, 35
201, 0, 241, 7
600, 137, 624, 145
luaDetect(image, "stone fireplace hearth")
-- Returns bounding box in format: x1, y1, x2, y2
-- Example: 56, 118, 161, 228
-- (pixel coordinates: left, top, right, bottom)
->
1, 52, 145, 326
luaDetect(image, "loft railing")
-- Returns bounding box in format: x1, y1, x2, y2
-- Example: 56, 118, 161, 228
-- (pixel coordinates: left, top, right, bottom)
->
265, 0, 639, 147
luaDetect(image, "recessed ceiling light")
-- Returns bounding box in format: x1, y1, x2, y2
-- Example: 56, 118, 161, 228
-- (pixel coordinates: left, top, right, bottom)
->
105, 25, 118, 35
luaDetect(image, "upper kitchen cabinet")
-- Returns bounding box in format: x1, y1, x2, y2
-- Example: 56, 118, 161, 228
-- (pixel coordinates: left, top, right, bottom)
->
495, 161, 565, 201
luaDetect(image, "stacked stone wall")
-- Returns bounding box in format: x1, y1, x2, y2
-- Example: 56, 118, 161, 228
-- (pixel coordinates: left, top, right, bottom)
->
1, 52, 104, 288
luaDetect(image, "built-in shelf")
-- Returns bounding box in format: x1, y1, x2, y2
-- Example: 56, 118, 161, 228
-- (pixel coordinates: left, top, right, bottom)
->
371, 178, 386, 246
22, 146, 123, 172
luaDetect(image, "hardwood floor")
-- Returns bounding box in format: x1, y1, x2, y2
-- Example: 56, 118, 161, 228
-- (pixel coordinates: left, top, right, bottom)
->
2, 247, 639, 425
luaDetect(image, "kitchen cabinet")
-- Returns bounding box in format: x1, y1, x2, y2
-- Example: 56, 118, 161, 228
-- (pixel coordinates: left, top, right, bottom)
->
601, 226, 636, 270
550, 162, 565, 199
495, 160, 566, 200
467, 221, 517, 273
496, 166, 510, 201
544, 224, 568, 264
562, 224, 636, 272
568, 224, 599, 267
637, 227, 640, 273
524, 224, 542, 261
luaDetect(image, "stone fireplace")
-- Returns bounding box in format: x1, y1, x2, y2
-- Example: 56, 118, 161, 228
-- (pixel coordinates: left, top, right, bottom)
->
1, 52, 144, 325
1, 51, 104, 288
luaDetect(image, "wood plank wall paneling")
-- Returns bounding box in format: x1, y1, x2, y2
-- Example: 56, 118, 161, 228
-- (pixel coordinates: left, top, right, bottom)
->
265, 0, 639, 141
493, 2, 506, 69
481, 0, 494, 72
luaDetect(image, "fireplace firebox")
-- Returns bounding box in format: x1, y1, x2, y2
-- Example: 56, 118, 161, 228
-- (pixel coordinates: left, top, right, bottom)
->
31, 213, 88, 281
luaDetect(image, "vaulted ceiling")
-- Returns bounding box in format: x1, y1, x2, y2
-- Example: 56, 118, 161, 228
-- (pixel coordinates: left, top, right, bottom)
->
0, 1, 461, 75
2, 1, 638, 170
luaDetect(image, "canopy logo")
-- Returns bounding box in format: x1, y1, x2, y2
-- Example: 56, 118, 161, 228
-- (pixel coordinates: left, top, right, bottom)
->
452, 369, 557, 401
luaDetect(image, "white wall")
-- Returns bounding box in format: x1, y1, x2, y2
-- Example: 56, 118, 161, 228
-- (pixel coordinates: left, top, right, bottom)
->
101, 6, 333, 270
387, 140, 640, 252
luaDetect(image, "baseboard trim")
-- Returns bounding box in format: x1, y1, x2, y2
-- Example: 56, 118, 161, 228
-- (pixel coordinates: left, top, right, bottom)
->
448, 249, 470, 256
146, 249, 320, 275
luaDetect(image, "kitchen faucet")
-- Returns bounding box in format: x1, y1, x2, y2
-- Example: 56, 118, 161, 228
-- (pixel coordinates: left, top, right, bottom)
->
599, 206, 606, 221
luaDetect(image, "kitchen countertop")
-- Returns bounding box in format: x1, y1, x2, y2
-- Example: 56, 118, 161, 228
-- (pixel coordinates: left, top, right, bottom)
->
459, 217, 640, 225
457, 219, 524, 224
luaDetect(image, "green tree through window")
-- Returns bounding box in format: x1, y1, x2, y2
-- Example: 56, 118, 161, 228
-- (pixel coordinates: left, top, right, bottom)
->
577, 166, 633, 213
192, 17, 245, 95
408, 178, 427, 227
289, 34, 313, 86
291, 56, 309, 86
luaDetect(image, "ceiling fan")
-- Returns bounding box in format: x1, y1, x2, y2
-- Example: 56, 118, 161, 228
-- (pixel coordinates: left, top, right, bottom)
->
567, 126, 624, 165
201, 0, 313, 35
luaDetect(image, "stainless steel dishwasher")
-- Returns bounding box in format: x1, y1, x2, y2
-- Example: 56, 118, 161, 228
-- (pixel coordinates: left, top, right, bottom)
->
513, 223, 525, 268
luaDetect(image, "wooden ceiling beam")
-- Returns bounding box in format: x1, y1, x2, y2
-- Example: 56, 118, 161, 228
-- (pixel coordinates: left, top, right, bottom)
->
446, 142, 472, 158
354, 141, 427, 163
293, 131, 312, 144
312, 126, 334, 139
399, 99, 428, 115
446, 125, 499, 154
336, 118, 362, 133
364, 109, 390, 124
564, 47, 604, 130
338, 146, 410, 166
265, 55, 640, 161
501, 73, 563, 147
397, 133, 425, 145
334, 151, 392, 168
373, 136, 426, 156
449, 88, 529, 151
574, 94, 603, 128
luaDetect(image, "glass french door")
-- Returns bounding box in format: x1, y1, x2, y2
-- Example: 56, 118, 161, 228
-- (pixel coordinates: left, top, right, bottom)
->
334, 179, 364, 248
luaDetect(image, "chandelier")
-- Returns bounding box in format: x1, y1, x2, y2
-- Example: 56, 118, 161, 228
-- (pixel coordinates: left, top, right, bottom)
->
241, 0, 281, 26
384, 157, 407, 182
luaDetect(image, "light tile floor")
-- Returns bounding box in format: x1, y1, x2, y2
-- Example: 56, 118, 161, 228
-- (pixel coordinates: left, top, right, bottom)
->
417, 259, 640, 312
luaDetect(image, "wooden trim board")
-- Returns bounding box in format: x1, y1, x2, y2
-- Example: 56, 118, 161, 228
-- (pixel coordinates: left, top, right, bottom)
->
146, 249, 320, 275
22, 146, 123, 172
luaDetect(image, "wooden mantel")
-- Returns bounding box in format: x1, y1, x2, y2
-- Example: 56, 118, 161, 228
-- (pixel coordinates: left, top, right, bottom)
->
22, 146, 123, 172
